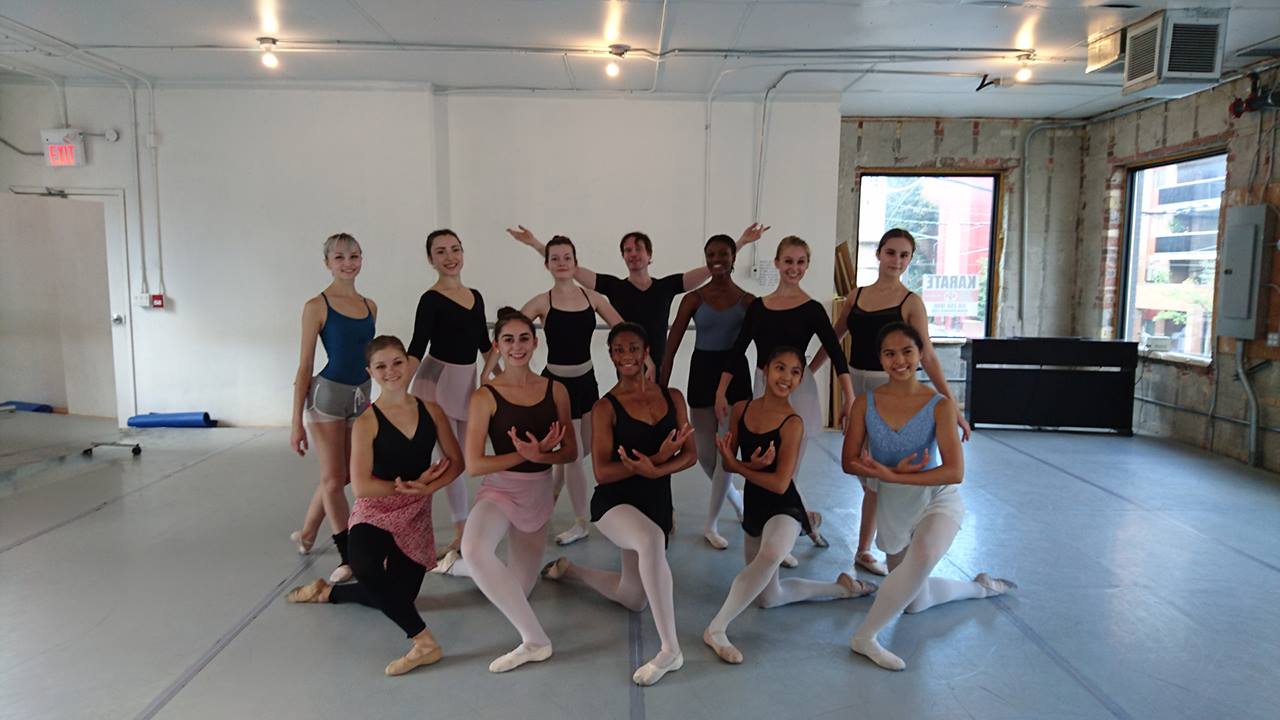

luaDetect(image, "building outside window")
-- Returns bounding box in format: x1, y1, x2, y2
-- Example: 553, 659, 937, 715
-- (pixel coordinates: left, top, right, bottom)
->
1123, 154, 1226, 358
857, 174, 997, 339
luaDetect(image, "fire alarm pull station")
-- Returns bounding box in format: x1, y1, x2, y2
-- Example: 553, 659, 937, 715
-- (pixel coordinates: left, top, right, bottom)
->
150, 294, 165, 309
41, 129, 86, 167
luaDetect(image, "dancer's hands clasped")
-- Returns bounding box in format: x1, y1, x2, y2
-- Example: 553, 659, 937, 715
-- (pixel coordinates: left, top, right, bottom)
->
617, 447, 660, 478
508, 422, 565, 463
654, 424, 695, 462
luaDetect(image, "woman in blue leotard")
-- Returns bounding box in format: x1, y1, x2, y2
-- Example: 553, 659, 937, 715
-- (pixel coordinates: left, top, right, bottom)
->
289, 233, 377, 584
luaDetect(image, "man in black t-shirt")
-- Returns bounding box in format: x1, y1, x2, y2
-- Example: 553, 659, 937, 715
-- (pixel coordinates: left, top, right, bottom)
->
508, 225, 766, 373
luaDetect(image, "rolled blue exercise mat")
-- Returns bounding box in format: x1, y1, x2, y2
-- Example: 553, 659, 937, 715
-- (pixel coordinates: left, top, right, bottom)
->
127, 412, 218, 428
2, 401, 54, 412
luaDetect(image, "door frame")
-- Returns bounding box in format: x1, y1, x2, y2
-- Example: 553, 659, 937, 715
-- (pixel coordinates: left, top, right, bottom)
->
9, 186, 137, 426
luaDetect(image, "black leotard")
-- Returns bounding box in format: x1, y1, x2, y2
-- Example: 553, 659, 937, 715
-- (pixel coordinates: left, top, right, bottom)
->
590, 389, 677, 541
730, 298, 850, 374
485, 380, 560, 473
407, 289, 490, 364
737, 401, 812, 538
544, 289, 595, 365
846, 288, 912, 371
370, 399, 438, 482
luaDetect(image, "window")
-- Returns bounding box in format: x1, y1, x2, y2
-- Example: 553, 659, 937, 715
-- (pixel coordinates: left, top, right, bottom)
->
1122, 154, 1226, 358
856, 174, 998, 338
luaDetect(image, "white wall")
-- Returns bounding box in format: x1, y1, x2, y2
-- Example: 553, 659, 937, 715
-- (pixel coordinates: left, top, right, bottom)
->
0, 195, 114, 416
0, 82, 840, 425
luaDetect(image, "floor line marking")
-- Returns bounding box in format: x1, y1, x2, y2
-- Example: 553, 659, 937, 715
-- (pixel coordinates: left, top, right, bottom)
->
0, 432, 265, 555
134, 545, 327, 720
629, 611, 645, 720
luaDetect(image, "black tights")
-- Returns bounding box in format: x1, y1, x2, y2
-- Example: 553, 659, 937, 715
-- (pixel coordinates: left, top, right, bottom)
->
328, 524, 427, 637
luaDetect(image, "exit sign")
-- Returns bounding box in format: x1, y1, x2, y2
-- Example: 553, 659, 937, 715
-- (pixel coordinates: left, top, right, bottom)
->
40, 129, 85, 167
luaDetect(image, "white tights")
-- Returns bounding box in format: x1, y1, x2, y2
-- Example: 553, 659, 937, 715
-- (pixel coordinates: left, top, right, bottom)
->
552, 415, 591, 520
690, 407, 744, 535
560, 505, 679, 664
451, 500, 551, 648
441, 416, 470, 523
707, 515, 851, 633
852, 513, 997, 669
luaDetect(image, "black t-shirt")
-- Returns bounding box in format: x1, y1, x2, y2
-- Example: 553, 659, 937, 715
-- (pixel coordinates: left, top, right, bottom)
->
595, 273, 685, 365
731, 298, 850, 375
407, 289, 491, 364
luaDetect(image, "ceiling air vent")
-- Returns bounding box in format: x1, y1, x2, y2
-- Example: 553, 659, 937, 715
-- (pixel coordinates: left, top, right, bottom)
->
1124, 17, 1161, 84
1166, 22, 1222, 74
1123, 9, 1228, 98
1086, 30, 1125, 73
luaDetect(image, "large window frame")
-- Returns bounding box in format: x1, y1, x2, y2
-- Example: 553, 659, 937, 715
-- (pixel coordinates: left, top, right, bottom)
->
1118, 151, 1227, 360
854, 170, 1002, 339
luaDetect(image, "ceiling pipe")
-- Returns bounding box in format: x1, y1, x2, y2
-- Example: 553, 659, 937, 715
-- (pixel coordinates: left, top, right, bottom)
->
642, 0, 669, 93
0, 59, 66, 125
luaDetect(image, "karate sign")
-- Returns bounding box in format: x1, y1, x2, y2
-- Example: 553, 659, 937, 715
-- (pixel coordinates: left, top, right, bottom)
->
922, 274, 979, 317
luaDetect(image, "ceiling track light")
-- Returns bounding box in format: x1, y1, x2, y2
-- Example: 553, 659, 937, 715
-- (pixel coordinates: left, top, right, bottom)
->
605, 43, 628, 78
258, 36, 279, 68
1014, 53, 1033, 82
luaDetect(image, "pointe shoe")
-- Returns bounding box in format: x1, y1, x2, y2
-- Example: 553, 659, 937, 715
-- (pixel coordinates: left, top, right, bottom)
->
541, 557, 571, 580
289, 530, 315, 555
555, 521, 589, 546
430, 549, 461, 575
385, 643, 444, 676
806, 511, 829, 548
702, 629, 743, 664
975, 572, 1018, 595
855, 551, 888, 576
632, 651, 684, 686
488, 643, 552, 673
329, 564, 354, 584
851, 635, 905, 671
837, 572, 877, 597
285, 578, 330, 603
781, 553, 799, 568
703, 531, 729, 550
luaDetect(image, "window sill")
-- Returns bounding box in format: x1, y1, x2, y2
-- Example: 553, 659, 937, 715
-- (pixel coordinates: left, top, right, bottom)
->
932, 337, 970, 346
1138, 349, 1213, 368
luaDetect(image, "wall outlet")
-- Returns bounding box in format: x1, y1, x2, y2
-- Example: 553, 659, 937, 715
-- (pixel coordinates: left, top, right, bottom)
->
1268, 332, 1280, 347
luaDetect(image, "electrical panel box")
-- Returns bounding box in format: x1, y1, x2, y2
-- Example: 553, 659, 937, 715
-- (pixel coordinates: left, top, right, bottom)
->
1216, 204, 1278, 339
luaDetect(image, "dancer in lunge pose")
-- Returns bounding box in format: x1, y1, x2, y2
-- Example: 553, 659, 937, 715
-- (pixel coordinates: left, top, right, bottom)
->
289, 232, 376, 584
543, 323, 696, 686
702, 347, 876, 665
843, 322, 1013, 672
407, 229, 495, 557
433, 308, 576, 673
286, 336, 462, 676
512, 235, 623, 546
660, 234, 753, 549
811, 228, 972, 577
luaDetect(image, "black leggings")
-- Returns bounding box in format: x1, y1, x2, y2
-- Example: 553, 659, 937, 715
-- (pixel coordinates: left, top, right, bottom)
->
328, 524, 427, 638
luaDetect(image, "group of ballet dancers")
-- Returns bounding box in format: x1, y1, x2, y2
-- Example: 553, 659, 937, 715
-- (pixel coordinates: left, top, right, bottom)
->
282, 224, 1015, 684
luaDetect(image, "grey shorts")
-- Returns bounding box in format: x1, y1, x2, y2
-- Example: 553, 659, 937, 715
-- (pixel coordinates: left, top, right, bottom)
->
305, 375, 371, 424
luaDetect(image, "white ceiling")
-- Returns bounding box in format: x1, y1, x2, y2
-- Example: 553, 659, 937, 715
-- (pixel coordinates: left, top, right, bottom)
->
0, 0, 1277, 118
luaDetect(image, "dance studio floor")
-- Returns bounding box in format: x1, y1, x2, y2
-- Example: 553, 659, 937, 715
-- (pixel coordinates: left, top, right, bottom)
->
2, 411, 1278, 720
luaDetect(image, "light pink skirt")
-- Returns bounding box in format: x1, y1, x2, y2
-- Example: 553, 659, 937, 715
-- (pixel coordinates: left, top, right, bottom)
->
410, 356, 477, 422
476, 469, 555, 533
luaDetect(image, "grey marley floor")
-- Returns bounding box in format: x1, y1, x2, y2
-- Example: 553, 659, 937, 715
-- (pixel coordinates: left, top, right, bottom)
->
2, 411, 1278, 720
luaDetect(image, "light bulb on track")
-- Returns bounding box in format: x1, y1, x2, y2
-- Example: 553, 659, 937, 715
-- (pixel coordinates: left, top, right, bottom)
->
1014, 53, 1033, 82
258, 37, 280, 69
606, 61, 620, 78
